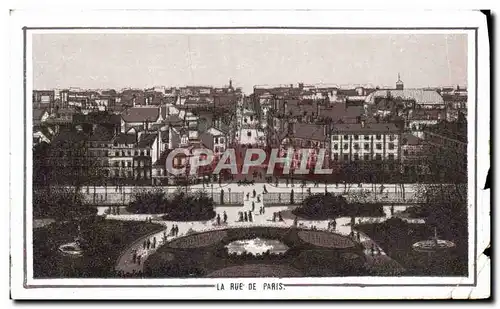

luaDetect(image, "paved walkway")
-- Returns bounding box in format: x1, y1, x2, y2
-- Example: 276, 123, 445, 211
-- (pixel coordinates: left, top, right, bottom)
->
113, 185, 414, 275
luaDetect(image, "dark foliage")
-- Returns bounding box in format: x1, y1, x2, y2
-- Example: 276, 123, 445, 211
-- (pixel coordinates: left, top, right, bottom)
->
292, 193, 384, 219
33, 187, 97, 220
126, 189, 216, 221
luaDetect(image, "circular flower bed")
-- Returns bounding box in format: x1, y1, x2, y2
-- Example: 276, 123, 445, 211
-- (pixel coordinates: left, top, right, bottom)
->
144, 226, 365, 278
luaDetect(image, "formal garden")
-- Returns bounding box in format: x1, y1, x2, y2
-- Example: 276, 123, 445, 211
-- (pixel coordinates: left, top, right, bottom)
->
356, 184, 468, 276
143, 226, 368, 278
33, 218, 164, 278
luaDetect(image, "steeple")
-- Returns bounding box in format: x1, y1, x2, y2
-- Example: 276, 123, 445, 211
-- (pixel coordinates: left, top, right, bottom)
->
396, 73, 404, 90
229, 79, 233, 90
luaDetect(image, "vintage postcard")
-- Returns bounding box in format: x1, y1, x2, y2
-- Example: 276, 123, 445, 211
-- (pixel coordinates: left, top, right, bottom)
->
9, 10, 491, 299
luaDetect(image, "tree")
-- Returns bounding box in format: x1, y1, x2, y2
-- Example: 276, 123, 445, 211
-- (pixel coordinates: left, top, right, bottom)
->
415, 183, 467, 240
293, 193, 348, 219
33, 186, 96, 221
127, 188, 167, 214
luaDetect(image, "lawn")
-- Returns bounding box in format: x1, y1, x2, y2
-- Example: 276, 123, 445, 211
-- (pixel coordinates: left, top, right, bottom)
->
356, 219, 468, 276
32, 219, 164, 278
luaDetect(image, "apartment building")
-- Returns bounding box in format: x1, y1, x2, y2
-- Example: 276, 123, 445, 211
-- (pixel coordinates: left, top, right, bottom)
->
330, 122, 401, 169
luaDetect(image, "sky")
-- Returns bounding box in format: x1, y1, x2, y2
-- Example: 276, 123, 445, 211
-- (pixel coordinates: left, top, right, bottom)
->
32, 33, 468, 94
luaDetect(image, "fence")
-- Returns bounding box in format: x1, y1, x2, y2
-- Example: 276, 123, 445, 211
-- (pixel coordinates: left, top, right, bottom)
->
263, 191, 421, 206
81, 189, 244, 206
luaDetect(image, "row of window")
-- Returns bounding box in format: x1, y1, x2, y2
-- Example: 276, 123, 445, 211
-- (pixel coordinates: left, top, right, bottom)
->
214, 137, 225, 144
90, 150, 151, 157
333, 153, 396, 161
332, 134, 397, 141
333, 142, 396, 151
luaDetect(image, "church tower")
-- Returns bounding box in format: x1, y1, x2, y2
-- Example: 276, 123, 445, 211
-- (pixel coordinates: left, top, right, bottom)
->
396, 73, 404, 90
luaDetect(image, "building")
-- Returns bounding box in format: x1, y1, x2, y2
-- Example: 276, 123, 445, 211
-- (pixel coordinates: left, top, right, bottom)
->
400, 133, 430, 176
32, 108, 49, 126
330, 122, 401, 170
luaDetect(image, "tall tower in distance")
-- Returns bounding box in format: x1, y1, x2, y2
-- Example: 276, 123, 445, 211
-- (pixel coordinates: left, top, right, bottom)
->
229, 79, 233, 90
396, 73, 404, 90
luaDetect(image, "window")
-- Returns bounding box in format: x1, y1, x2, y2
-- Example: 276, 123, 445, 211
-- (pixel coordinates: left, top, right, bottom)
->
353, 143, 359, 150
343, 143, 349, 150
403, 149, 409, 156
376, 143, 382, 150
364, 154, 370, 161
104, 150, 109, 157
354, 154, 359, 161
333, 154, 339, 161
375, 154, 382, 161
247, 131, 252, 137
364, 135, 370, 140
354, 135, 359, 140
389, 134, 395, 141
334, 144, 339, 150
115, 151, 119, 157
134, 151, 139, 156
147, 150, 150, 156
376, 134, 382, 140
214, 137, 219, 144
220, 137, 225, 144
343, 135, 349, 140
388, 143, 395, 150
127, 162, 131, 167
141, 151, 145, 156
364, 143, 370, 150
114, 161, 119, 167
121, 161, 125, 167
122, 151, 125, 156
343, 154, 349, 161
332, 135, 339, 140
388, 154, 395, 161
250, 116, 254, 122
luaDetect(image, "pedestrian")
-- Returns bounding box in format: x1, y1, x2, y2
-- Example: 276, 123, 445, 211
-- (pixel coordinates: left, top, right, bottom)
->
327, 221, 331, 230
147, 239, 151, 249
217, 214, 221, 225
163, 231, 167, 241
390, 205, 395, 216
272, 212, 276, 222
170, 225, 175, 236
239, 212, 243, 222
223, 211, 228, 223
252, 201, 255, 212
153, 237, 156, 248
263, 184, 268, 194
249, 212, 253, 222
175, 225, 179, 236
257, 195, 261, 203
137, 255, 142, 265
143, 240, 146, 249
244, 212, 248, 222
246, 193, 250, 200
262, 206, 265, 214
356, 232, 361, 242
278, 211, 283, 222
332, 219, 337, 231
293, 216, 298, 227
253, 189, 256, 198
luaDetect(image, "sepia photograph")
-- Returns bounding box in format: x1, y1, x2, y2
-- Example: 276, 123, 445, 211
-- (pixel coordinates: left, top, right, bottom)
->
9, 10, 491, 300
